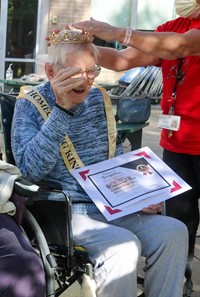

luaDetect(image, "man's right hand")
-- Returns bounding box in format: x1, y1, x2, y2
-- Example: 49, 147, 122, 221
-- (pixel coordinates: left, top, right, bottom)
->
50, 66, 85, 110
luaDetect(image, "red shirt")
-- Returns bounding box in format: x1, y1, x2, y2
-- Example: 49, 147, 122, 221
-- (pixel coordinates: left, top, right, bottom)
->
156, 17, 200, 154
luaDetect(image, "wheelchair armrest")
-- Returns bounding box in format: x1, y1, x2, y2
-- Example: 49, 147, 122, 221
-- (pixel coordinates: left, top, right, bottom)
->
14, 177, 73, 248
14, 177, 40, 198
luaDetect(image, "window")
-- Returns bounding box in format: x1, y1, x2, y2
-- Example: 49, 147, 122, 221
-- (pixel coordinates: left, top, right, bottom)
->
5, 0, 38, 77
91, 0, 137, 50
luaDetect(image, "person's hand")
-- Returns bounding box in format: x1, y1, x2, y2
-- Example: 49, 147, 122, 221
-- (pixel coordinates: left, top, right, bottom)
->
50, 66, 85, 109
72, 17, 123, 42
141, 202, 163, 215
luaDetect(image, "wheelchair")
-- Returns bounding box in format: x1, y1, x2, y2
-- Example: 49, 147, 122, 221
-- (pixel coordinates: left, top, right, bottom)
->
0, 92, 95, 297
0, 92, 145, 297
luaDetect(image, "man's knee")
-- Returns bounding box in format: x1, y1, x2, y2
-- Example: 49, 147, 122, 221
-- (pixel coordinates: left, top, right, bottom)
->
108, 229, 141, 266
162, 216, 188, 255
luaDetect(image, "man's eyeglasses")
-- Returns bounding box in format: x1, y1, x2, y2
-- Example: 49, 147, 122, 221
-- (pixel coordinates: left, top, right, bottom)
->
57, 63, 101, 79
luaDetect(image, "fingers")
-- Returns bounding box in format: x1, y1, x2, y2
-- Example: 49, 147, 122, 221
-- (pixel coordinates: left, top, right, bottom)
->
72, 20, 91, 32
52, 77, 85, 110
51, 66, 82, 85
72, 19, 116, 43
54, 66, 82, 81
51, 67, 84, 92
50, 66, 85, 106
65, 24, 79, 31
141, 202, 163, 214
45, 36, 51, 47
148, 202, 163, 210
65, 24, 71, 30
54, 77, 85, 93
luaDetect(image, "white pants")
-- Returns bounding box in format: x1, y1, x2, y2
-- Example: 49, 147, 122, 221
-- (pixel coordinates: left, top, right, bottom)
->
72, 212, 188, 297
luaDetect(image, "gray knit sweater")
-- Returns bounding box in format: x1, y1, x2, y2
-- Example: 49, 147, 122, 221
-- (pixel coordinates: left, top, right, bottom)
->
11, 82, 123, 214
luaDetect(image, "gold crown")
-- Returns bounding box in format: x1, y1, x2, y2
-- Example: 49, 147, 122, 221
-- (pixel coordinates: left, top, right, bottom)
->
49, 29, 93, 45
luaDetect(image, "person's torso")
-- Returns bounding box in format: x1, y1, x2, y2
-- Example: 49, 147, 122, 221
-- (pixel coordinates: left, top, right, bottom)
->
37, 83, 122, 200
156, 18, 200, 154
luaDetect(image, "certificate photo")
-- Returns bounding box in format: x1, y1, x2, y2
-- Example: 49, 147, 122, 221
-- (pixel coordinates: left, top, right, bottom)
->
71, 147, 191, 221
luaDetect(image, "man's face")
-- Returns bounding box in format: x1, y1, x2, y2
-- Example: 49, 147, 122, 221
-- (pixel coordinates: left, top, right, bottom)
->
47, 48, 100, 107
59, 50, 97, 104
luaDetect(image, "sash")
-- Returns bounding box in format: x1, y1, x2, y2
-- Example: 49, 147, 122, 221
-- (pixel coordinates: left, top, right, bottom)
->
17, 85, 116, 170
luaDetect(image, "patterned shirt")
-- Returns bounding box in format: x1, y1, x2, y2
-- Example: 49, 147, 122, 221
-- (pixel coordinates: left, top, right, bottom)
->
11, 82, 123, 214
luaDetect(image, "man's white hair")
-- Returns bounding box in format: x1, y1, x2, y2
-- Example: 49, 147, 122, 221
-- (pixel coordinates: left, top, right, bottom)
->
47, 42, 99, 66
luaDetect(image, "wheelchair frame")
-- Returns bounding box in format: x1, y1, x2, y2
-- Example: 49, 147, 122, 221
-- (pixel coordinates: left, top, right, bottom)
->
0, 92, 94, 297
0, 92, 146, 297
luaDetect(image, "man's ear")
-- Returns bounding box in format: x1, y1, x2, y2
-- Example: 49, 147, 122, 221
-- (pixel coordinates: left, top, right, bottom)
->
45, 63, 54, 80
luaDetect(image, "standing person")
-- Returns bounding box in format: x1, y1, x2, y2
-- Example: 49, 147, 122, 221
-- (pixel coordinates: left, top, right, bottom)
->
11, 28, 188, 297
72, 0, 200, 294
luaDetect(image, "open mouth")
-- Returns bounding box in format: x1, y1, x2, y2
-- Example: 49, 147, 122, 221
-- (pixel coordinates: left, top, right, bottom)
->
72, 87, 85, 94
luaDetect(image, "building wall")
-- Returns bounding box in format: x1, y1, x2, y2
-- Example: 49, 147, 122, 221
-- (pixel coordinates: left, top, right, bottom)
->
48, 0, 91, 31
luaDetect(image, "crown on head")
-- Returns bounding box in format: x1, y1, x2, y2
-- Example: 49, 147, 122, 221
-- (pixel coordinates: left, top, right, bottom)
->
49, 29, 93, 45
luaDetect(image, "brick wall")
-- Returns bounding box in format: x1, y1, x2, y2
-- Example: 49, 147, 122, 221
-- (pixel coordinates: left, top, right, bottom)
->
49, 0, 91, 31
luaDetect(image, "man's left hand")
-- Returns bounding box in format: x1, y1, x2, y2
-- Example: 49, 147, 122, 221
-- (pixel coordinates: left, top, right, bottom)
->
141, 202, 163, 214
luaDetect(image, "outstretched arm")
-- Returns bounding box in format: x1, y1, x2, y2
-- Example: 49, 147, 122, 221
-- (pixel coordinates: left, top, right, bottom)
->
73, 18, 200, 68
124, 28, 200, 59
96, 46, 161, 71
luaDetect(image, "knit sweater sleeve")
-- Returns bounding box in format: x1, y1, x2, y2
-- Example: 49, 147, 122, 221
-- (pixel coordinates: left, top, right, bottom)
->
11, 97, 71, 182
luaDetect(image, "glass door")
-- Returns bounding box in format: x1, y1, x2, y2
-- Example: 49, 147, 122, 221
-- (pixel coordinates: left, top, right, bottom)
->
5, 0, 39, 78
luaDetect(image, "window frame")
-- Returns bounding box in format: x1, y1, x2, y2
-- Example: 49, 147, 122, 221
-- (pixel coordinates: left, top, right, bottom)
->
0, 0, 49, 80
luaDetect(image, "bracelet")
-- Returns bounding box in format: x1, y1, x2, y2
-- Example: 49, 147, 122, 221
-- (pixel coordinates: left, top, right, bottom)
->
122, 27, 132, 46
55, 103, 74, 116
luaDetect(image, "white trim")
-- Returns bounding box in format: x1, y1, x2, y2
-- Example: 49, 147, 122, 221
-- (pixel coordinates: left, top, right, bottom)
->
0, 0, 8, 80
0, 0, 8, 49
35, 0, 49, 74
36, 0, 49, 56
130, 0, 138, 29
5, 58, 35, 63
